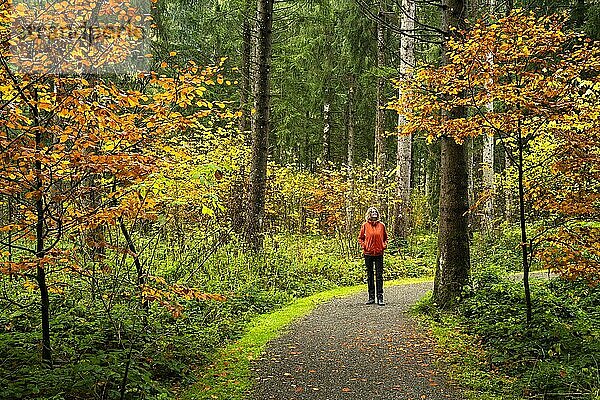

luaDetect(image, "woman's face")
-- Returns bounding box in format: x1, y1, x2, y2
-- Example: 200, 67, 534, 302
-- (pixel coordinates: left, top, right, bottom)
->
369, 210, 378, 220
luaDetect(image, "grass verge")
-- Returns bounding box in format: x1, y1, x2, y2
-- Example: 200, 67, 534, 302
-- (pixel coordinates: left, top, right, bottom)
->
424, 314, 516, 400
178, 277, 432, 400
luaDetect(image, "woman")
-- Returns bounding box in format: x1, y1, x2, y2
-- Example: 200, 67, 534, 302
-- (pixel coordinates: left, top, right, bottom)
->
358, 206, 388, 306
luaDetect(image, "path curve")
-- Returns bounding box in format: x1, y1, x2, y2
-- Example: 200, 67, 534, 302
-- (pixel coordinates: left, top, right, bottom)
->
250, 282, 461, 400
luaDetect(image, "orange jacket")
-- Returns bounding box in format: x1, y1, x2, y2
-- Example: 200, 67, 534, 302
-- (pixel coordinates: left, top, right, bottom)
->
358, 221, 388, 256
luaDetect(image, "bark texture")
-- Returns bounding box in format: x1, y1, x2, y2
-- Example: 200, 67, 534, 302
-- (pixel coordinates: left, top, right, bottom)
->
246, 0, 273, 250
433, 0, 471, 308
346, 77, 356, 236
482, 132, 495, 230
375, 5, 386, 209
32, 96, 52, 366
238, 11, 252, 134
394, 0, 416, 239
482, 0, 496, 232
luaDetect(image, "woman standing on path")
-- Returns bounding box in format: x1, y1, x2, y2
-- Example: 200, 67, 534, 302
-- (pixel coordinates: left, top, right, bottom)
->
358, 206, 388, 306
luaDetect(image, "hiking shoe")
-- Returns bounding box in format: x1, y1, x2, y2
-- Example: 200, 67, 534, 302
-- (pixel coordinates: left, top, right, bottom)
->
377, 299, 385, 306
365, 299, 376, 305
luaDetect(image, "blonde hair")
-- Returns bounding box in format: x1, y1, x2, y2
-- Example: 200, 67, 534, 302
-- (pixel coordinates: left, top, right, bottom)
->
365, 206, 379, 221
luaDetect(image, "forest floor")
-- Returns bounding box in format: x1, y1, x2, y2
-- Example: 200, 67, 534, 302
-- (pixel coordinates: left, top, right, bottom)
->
249, 282, 462, 400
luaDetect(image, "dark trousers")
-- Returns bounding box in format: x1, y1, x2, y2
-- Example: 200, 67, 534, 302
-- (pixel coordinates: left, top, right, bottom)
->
365, 254, 384, 300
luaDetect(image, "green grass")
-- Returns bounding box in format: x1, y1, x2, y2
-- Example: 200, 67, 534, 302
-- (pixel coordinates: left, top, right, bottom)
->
178, 277, 432, 400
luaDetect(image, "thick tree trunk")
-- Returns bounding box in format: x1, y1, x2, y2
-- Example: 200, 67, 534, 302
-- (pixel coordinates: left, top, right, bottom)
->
375, 5, 386, 209
433, 0, 470, 309
394, 0, 416, 240
246, 0, 273, 250
232, 5, 253, 234
435, 137, 471, 307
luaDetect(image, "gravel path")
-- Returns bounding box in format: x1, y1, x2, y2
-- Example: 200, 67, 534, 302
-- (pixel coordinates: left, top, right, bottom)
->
250, 282, 462, 400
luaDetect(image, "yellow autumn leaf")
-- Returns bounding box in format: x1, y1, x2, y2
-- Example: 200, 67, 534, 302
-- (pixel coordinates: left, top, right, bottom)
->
127, 96, 139, 107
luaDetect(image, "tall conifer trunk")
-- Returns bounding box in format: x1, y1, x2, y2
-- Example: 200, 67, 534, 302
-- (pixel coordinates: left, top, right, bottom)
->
246, 0, 273, 250
394, 0, 416, 239
433, 0, 471, 308
375, 3, 386, 209
346, 76, 356, 237
239, 3, 252, 135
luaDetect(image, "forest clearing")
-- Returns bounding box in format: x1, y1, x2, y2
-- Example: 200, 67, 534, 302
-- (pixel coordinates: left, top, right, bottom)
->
1, 0, 600, 399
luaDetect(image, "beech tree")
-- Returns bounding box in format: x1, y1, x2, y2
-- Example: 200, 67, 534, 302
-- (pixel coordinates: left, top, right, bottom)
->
0, 0, 234, 364
391, 10, 600, 320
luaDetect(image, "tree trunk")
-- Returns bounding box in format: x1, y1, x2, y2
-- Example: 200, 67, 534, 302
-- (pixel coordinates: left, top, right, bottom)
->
322, 95, 331, 165
504, 147, 514, 223
505, 0, 513, 15
33, 98, 52, 366
433, 0, 471, 309
375, 5, 386, 209
233, 4, 253, 234
238, 7, 252, 134
7, 197, 13, 278
118, 217, 148, 311
516, 120, 532, 323
346, 76, 356, 237
481, 0, 496, 234
246, 0, 273, 250
467, 137, 474, 216
394, 0, 416, 240
482, 122, 495, 232
572, 0, 585, 30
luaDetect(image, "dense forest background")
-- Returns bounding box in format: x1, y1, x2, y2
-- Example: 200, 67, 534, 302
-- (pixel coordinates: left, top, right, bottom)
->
1, 0, 600, 398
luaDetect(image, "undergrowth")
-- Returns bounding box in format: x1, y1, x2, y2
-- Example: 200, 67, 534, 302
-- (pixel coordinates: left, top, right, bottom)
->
0, 233, 434, 399
416, 225, 600, 400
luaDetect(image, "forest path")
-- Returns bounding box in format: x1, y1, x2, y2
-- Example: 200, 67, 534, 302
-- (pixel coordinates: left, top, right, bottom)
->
250, 282, 461, 400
